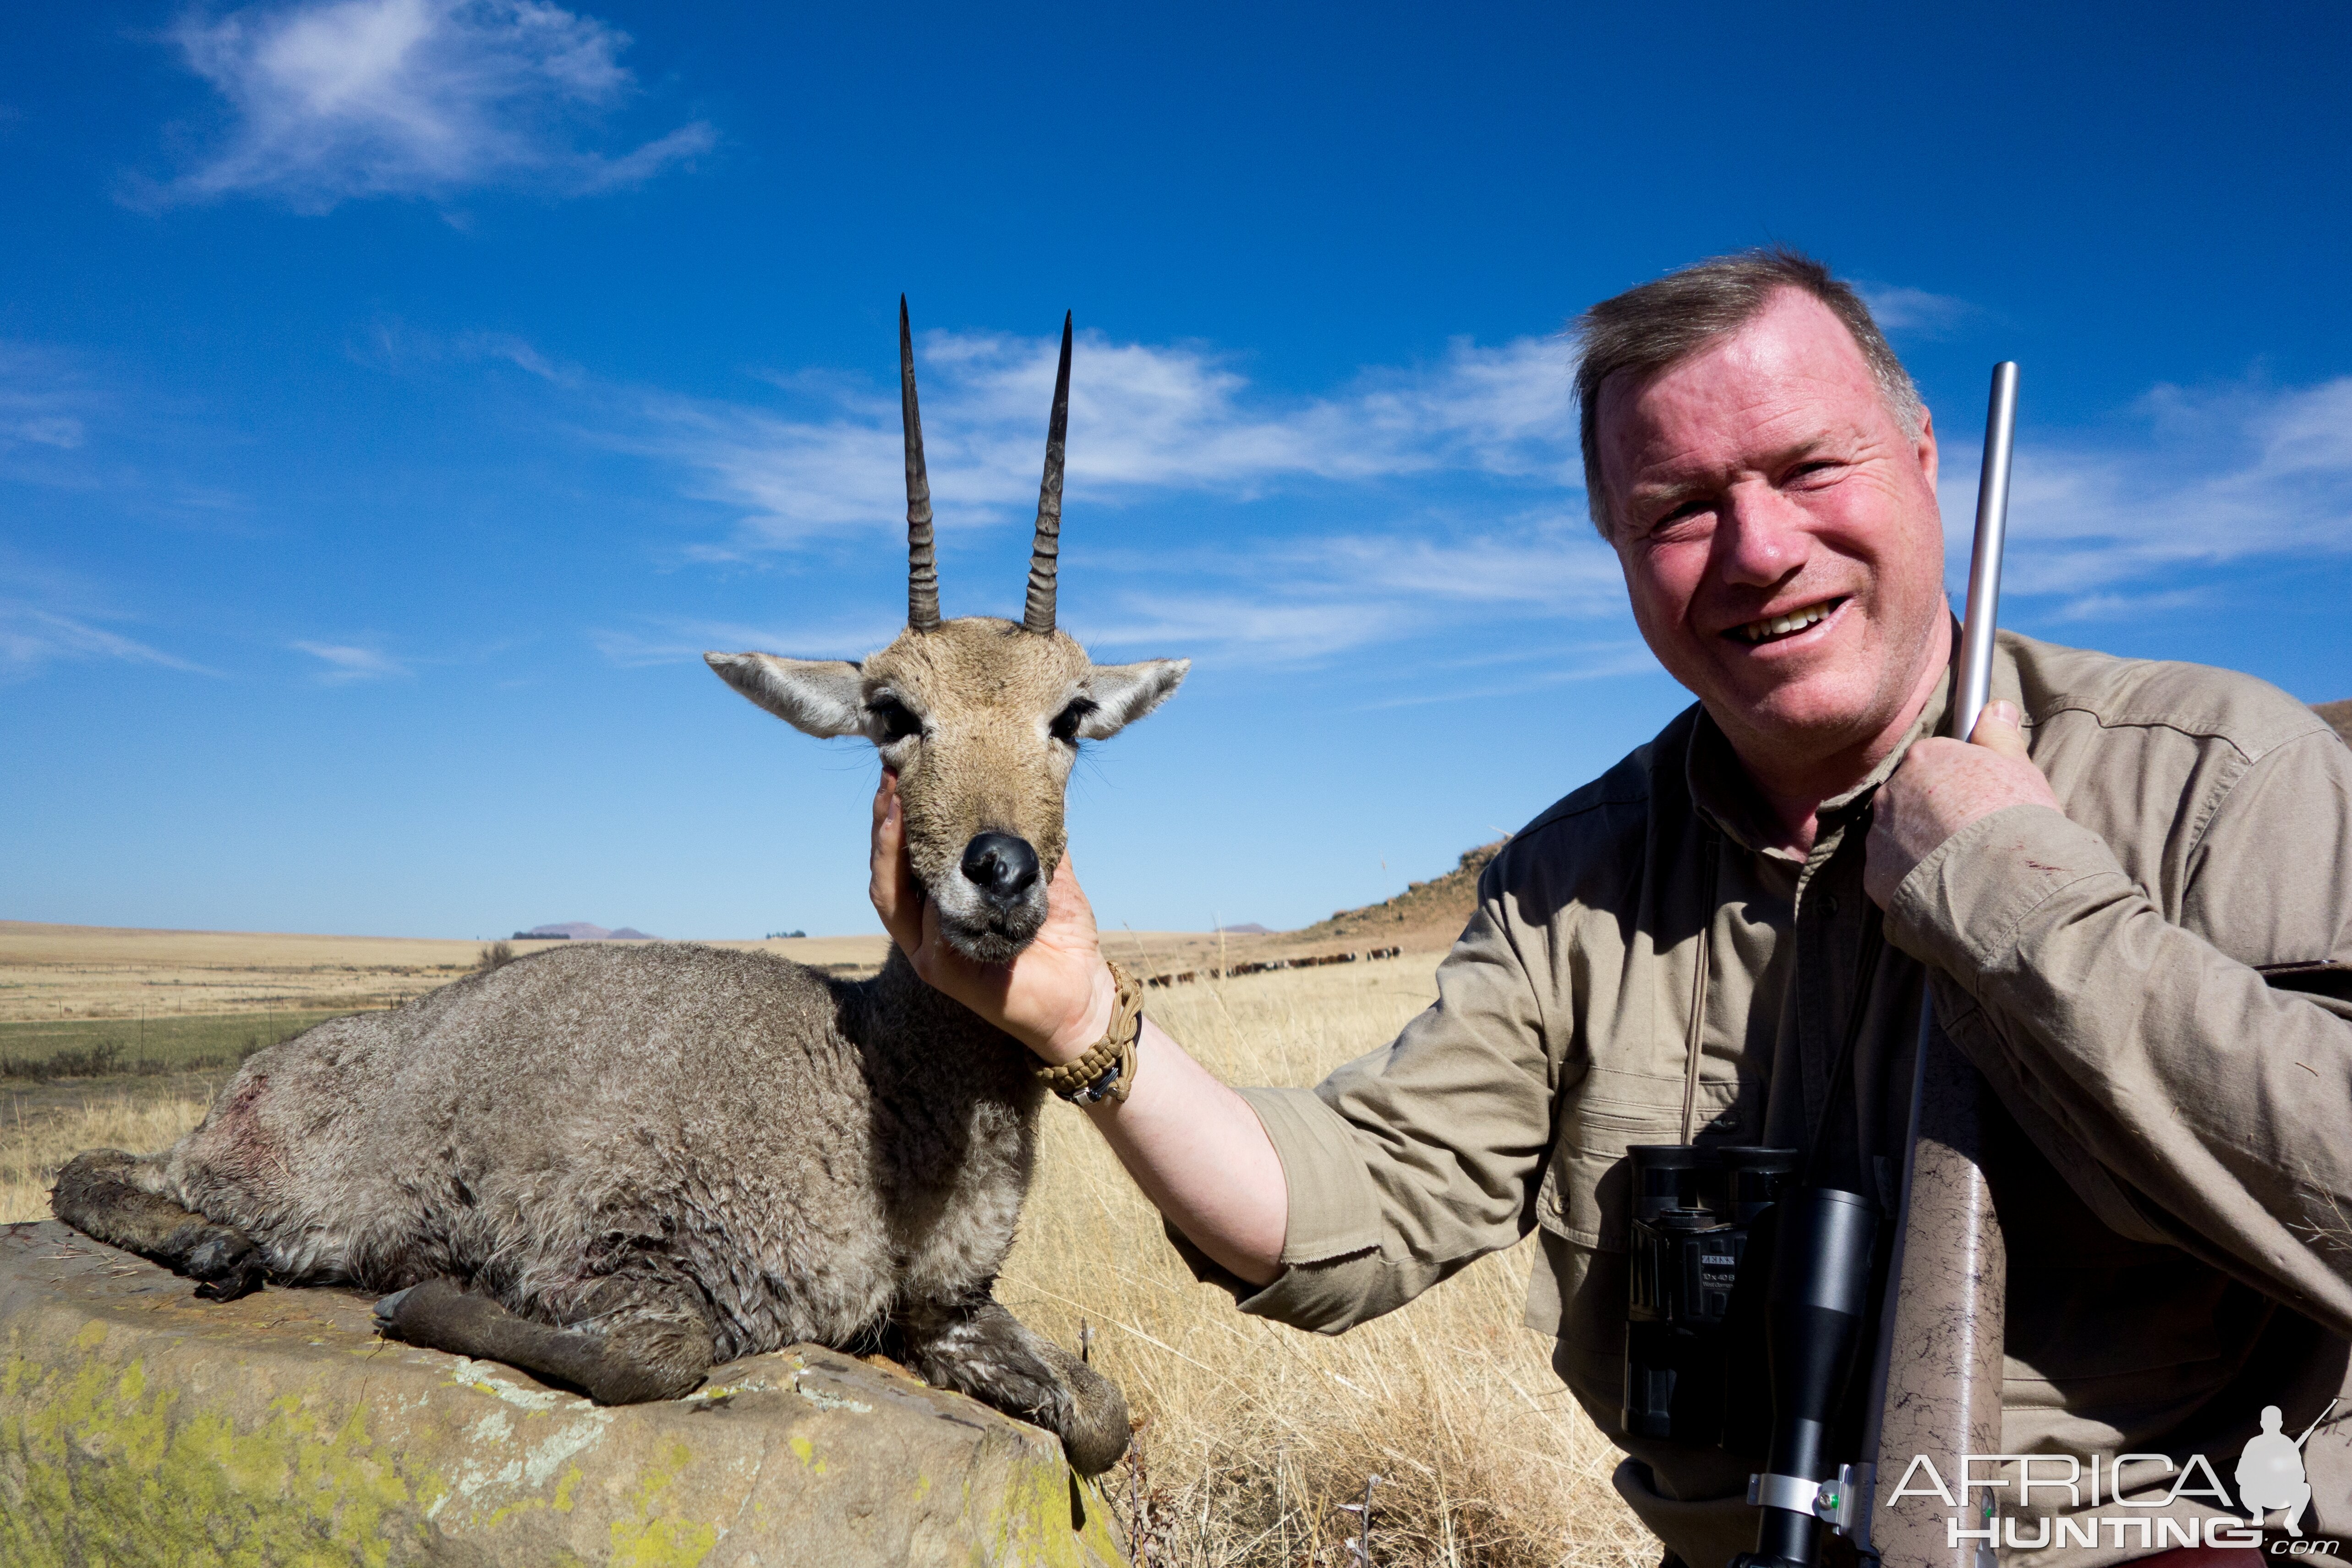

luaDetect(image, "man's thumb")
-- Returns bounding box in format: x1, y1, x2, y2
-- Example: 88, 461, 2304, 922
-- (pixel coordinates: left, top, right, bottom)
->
1969, 699, 2030, 758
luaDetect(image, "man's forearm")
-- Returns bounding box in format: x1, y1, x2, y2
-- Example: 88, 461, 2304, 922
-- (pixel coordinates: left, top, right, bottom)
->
1888, 798, 2352, 1333
1083, 1016, 1287, 1287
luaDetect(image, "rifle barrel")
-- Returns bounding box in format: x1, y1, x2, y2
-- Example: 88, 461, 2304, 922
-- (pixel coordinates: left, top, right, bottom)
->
1953, 362, 2019, 741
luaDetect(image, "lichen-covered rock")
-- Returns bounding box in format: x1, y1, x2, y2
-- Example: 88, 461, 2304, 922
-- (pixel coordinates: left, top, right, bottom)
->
0, 1221, 1127, 1567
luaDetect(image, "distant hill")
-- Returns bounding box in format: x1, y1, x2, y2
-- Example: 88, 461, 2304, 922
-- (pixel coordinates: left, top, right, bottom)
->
2316, 699, 2352, 748
1213, 923, 1272, 935
513, 923, 660, 941
1289, 840, 1507, 949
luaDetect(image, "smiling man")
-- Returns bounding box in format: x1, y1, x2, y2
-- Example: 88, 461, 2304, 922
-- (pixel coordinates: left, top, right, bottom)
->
870, 250, 2352, 1566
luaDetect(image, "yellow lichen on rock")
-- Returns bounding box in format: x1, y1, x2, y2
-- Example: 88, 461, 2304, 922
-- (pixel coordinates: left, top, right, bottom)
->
0, 1222, 1127, 1567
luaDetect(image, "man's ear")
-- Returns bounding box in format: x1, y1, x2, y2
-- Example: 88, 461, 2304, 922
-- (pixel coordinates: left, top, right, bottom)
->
1078, 659, 1189, 740
706, 652, 865, 738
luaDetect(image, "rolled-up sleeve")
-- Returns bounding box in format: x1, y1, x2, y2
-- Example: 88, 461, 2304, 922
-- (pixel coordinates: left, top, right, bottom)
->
1884, 728, 2352, 1334
1167, 882, 1563, 1334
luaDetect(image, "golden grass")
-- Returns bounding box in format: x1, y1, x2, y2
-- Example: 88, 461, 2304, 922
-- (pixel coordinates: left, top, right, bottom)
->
0, 931, 1652, 1566
0, 1082, 215, 1226
1000, 956, 1652, 1567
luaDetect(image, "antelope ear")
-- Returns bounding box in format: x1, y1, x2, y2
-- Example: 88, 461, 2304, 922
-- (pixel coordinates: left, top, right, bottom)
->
706, 652, 866, 738
1078, 659, 1189, 740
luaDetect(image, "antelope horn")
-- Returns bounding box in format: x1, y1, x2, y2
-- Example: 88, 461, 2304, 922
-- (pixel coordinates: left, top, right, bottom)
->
901, 296, 939, 632
1023, 311, 1073, 635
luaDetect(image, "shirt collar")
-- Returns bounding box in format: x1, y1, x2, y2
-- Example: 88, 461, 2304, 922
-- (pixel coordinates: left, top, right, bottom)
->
1683, 617, 1964, 859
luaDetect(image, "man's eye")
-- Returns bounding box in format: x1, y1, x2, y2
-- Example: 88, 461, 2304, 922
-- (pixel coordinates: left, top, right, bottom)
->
1646, 503, 1714, 541
1050, 699, 1097, 744
868, 698, 922, 743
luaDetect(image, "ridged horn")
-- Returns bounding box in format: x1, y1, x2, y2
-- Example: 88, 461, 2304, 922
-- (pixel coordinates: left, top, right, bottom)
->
1023, 311, 1073, 635
901, 295, 939, 632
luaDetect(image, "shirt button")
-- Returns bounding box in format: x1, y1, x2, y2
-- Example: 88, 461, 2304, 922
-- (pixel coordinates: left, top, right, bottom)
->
1822, 894, 1840, 918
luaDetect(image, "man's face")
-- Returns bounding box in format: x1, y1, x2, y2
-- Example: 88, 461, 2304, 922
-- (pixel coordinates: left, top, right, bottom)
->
1596, 290, 1947, 771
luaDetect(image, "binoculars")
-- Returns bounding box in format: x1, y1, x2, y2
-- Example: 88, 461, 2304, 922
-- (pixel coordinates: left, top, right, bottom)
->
1625, 1144, 1882, 1568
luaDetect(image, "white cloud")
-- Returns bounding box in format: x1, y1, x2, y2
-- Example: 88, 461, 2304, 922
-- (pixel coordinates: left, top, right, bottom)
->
1078, 520, 1626, 665
591, 613, 903, 668
0, 554, 216, 679
138, 0, 715, 210
1858, 283, 1976, 339
600, 324, 1604, 665
0, 605, 214, 680
633, 327, 1578, 555
1938, 377, 2352, 610
292, 639, 410, 681
0, 344, 94, 452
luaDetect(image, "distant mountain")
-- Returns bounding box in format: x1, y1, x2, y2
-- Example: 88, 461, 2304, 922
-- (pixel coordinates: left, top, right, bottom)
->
513, 923, 662, 941
1213, 923, 1273, 934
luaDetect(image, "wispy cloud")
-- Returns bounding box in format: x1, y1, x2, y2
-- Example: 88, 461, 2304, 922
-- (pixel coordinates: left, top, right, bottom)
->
0, 606, 214, 680
135, 0, 715, 212
1859, 283, 1977, 339
291, 639, 410, 681
356, 320, 584, 384
631, 327, 1577, 556
591, 323, 1601, 664
0, 557, 216, 680
1078, 520, 1627, 663
0, 344, 95, 452
590, 613, 905, 668
1941, 377, 2352, 611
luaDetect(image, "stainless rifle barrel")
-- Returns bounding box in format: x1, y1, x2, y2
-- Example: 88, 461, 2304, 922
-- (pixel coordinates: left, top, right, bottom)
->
1952, 362, 2020, 740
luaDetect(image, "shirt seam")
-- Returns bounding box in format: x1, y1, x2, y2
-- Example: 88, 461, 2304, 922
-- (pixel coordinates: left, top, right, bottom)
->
2031, 696, 2325, 765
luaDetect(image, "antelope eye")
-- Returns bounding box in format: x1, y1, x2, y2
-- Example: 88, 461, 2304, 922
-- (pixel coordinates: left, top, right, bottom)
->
1050, 698, 1097, 744
868, 696, 923, 743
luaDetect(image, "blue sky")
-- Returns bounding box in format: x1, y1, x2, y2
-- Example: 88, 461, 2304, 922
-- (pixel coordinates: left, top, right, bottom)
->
6, 0, 2351, 940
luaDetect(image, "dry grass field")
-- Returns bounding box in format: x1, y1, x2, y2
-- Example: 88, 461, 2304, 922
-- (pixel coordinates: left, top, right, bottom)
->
0, 921, 1650, 1568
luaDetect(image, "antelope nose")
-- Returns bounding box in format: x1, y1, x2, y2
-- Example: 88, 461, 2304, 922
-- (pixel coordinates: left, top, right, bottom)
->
961, 833, 1040, 907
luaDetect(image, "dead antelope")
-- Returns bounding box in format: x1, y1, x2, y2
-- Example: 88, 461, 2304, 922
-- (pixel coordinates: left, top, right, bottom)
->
52, 301, 1185, 1476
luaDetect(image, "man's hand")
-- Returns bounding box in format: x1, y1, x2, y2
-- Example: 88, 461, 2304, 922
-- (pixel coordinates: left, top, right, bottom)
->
1865, 700, 2062, 908
870, 772, 1116, 1063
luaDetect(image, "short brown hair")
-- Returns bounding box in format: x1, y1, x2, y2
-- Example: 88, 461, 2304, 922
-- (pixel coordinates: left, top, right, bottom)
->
1572, 247, 1923, 536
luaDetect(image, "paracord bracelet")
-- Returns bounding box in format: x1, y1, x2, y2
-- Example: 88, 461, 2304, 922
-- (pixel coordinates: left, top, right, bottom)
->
1034, 959, 1143, 1106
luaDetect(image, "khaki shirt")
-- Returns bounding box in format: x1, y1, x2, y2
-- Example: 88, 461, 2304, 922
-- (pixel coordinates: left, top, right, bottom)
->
1192, 632, 2352, 1567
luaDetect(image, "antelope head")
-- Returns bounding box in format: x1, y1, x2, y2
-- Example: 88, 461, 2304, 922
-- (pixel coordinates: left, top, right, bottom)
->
707, 301, 1188, 964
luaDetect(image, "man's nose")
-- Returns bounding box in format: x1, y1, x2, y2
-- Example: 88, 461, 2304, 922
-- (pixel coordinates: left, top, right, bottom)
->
961, 833, 1041, 909
1714, 481, 1807, 588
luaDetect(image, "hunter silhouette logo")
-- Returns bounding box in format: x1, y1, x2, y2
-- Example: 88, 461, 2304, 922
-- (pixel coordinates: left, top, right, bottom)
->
2239, 1404, 2325, 1538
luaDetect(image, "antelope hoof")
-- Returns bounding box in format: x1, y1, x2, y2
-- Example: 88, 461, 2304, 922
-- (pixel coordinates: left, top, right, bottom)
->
1039, 1338, 1131, 1475
187, 1233, 266, 1301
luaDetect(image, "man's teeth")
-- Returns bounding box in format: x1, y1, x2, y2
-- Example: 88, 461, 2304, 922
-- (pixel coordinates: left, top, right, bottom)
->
1739, 602, 1833, 642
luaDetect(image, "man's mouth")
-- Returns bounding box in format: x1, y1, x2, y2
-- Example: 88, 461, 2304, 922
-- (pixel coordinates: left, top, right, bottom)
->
1728, 597, 1844, 644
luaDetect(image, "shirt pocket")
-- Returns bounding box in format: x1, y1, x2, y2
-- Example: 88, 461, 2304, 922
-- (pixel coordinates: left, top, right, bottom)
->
1535, 1065, 1741, 1252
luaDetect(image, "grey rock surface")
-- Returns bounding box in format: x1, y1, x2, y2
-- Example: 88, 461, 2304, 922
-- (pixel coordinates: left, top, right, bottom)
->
0, 1221, 1127, 1567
